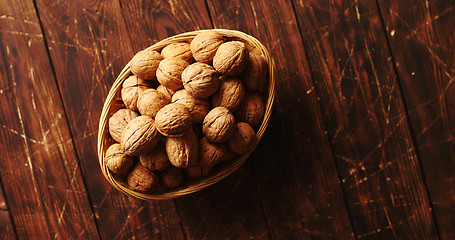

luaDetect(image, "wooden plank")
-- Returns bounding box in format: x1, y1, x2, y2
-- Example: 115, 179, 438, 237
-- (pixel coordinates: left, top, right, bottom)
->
206, 0, 356, 239
378, 0, 455, 238
33, 0, 185, 239
0, 183, 16, 240
120, 1, 271, 239
292, 0, 439, 239
0, 0, 99, 239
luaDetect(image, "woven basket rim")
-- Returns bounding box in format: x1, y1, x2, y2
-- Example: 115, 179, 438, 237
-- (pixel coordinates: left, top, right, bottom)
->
97, 29, 276, 200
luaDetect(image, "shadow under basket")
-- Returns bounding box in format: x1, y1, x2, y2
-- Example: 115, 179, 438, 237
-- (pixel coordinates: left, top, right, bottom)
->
97, 29, 276, 200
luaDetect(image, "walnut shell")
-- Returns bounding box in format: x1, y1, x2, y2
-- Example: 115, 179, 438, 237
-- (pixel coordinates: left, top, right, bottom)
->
137, 89, 170, 117
108, 109, 138, 143
127, 163, 159, 193
228, 122, 257, 155
130, 49, 163, 80
184, 166, 213, 178
171, 89, 211, 124
139, 144, 172, 171
181, 62, 220, 98
156, 85, 176, 102
161, 42, 193, 63
234, 92, 265, 127
156, 58, 189, 90
165, 130, 199, 168
160, 167, 184, 189
105, 143, 134, 175
202, 107, 236, 143
121, 75, 152, 111
155, 103, 192, 137
242, 52, 268, 92
190, 30, 224, 64
121, 116, 161, 156
199, 137, 228, 168
211, 77, 245, 111
213, 41, 247, 76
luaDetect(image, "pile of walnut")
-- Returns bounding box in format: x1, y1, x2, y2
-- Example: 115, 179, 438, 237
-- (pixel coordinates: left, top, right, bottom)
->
105, 31, 268, 193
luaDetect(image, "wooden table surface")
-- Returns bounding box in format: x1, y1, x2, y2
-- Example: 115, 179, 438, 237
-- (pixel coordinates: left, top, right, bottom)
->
1, 0, 454, 239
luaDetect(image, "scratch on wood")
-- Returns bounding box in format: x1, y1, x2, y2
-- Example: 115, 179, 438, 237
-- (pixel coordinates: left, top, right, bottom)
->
250, 2, 259, 31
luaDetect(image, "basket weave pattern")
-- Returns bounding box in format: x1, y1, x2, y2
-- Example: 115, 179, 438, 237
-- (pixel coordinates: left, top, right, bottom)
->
97, 29, 275, 200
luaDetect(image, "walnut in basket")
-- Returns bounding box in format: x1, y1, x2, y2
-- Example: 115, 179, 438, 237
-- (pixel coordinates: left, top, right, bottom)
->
160, 167, 185, 189
156, 85, 176, 101
121, 116, 161, 156
242, 52, 268, 92
130, 49, 163, 80
181, 62, 220, 98
104, 143, 134, 176
121, 75, 152, 111
161, 42, 193, 63
108, 108, 138, 143
213, 41, 247, 76
199, 137, 228, 168
137, 89, 170, 118
211, 77, 245, 111
234, 92, 265, 127
165, 129, 199, 168
202, 107, 236, 143
184, 165, 213, 178
139, 143, 172, 171
190, 30, 224, 64
171, 89, 211, 124
228, 122, 257, 155
155, 103, 192, 137
127, 163, 159, 193
156, 58, 189, 90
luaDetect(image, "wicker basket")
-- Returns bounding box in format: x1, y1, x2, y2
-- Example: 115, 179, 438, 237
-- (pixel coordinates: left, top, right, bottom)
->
97, 29, 275, 200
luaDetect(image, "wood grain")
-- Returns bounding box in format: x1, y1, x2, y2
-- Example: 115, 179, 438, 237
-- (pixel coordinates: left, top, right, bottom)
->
0, 183, 16, 239
33, 0, 184, 239
378, 0, 455, 238
0, 0, 99, 239
292, 0, 439, 238
120, 0, 271, 238
206, 0, 356, 239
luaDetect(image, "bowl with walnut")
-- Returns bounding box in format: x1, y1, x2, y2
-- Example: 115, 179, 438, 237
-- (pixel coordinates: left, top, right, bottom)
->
97, 29, 275, 200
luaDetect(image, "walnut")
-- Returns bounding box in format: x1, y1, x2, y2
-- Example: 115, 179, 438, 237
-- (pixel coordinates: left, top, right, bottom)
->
121, 116, 161, 156
156, 58, 189, 90
127, 163, 159, 193
161, 42, 193, 63
121, 75, 152, 111
181, 62, 220, 98
108, 109, 138, 143
213, 41, 247, 76
139, 144, 171, 171
228, 122, 257, 155
160, 167, 185, 189
156, 85, 176, 101
199, 137, 227, 168
184, 166, 213, 178
211, 77, 245, 111
137, 89, 170, 118
202, 107, 236, 143
171, 89, 211, 124
190, 30, 224, 64
234, 92, 265, 127
242, 52, 268, 92
165, 130, 199, 168
104, 143, 134, 175
155, 103, 192, 137
130, 49, 163, 80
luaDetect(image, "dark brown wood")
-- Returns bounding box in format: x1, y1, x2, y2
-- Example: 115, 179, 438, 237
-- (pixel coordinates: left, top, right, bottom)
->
0, 183, 16, 239
378, 0, 455, 238
33, 0, 184, 239
0, 0, 99, 239
120, 1, 271, 238
206, 0, 356, 239
292, 0, 439, 238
